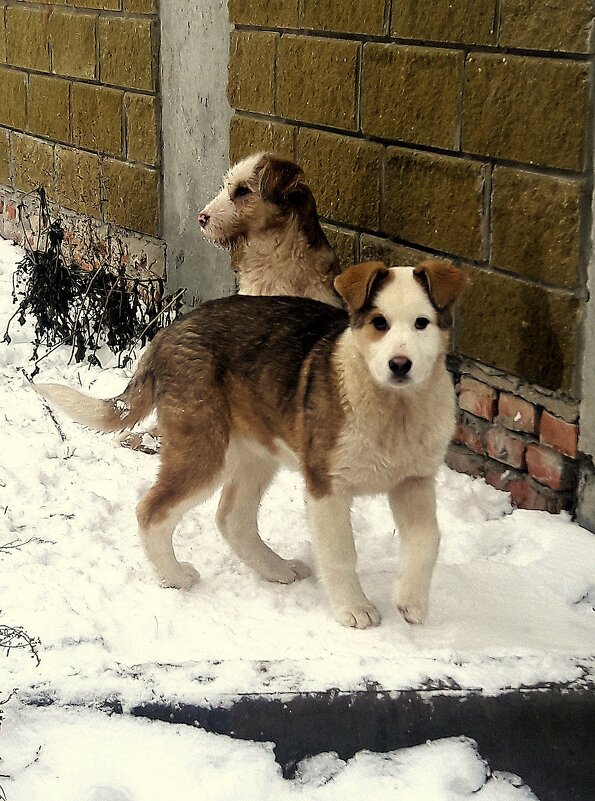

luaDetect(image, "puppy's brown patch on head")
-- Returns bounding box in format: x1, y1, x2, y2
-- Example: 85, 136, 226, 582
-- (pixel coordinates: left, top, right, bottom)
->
334, 262, 390, 320
413, 259, 467, 328
257, 155, 305, 204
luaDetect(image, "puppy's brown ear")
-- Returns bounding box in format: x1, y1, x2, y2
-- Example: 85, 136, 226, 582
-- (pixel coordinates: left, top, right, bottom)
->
258, 156, 305, 203
414, 259, 468, 310
334, 262, 389, 312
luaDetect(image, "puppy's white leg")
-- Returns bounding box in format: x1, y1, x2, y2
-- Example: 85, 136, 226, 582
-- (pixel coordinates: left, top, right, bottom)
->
138, 495, 204, 590
216, 443, 310, 583
308, 491, 380, 629
137, 459, 224, 590
389, 476, 440, 624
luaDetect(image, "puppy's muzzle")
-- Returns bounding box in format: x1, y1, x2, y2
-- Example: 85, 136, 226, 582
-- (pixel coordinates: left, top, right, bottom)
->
388, 357, 412, 379
197, 211, 210, 228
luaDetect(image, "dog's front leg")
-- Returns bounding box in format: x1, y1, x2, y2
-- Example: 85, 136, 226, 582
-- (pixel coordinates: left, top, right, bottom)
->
308, 491, 381, 629
388, 476, 440, 624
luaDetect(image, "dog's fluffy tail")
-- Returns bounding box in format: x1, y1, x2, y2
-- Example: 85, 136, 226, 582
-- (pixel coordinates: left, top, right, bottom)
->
35, 361, 155, 433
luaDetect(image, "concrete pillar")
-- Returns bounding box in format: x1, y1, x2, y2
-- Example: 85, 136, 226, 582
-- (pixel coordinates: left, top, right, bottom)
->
577, 121, 595, 533
160, 0, 235, 305
577, 274, 595, 532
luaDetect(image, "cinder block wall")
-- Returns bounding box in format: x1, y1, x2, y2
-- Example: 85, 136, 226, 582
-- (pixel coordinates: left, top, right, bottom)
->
228, 1, 594, 513
0, 0, 162, 273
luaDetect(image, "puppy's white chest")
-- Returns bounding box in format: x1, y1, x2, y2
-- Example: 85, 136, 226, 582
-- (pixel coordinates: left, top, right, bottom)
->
333, 420, 413, 492
332, 394, 452, 494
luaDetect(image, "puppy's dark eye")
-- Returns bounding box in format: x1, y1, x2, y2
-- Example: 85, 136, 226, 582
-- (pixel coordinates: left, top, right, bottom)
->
415, 317, 430, 330
371, 315, 388, 332
233, 184, 251, 199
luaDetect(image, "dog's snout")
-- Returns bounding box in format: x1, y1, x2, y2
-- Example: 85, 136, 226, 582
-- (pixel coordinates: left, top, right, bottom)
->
388, 357, 412, 378
197, 212, 210, 228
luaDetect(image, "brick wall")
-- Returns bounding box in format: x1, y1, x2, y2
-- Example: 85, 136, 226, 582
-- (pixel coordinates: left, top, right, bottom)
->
0, 0, 163, 275
228, 1, 594, 513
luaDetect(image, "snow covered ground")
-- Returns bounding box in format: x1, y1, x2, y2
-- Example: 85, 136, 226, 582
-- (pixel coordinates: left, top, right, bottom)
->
0, 235, 593, 799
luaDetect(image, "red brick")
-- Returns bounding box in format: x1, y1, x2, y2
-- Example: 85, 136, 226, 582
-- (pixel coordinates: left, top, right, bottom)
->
485, 465, 522, 492
458, 376, 498, 421
453, 421, 486, 455
539, 410, 579, 458
508, 477, 564, 513
497, 392, 538, 434
445, 444, 485, 477
525, 443, 575, 491
486, 426, 526, 469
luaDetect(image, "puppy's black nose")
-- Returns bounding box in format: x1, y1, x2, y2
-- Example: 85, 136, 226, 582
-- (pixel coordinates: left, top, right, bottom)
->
197, 212, 210, 228
388, 357, 412, 378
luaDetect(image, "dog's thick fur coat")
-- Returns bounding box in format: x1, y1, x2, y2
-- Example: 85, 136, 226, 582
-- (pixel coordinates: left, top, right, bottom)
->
37, 259, 467, 628
198, 153, 341, 306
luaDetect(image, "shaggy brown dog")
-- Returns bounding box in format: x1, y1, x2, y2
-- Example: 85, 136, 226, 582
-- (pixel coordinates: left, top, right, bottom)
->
197, 153, 341, 306
36, 259, 467, 629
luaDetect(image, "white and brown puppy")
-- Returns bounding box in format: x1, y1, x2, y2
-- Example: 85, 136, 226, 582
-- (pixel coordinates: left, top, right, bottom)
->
36, 259, 466, 628
197, 152, 341, 306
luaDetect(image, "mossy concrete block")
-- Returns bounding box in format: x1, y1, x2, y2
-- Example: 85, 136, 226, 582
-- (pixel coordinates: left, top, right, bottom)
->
0, 6, 7, 64
360, 234, 429, 267
102, 158, 159, 235
228, 30, 277, 115
384, 147, 486, 260
392, 0, 498, 45
55, 145, 101, 218
230, 114, 294, 163
229, 0, 299, 28
123, 0, 157, 12
99, 16, 156, 91
491, 167, 584, 289
27, 74, 70, 143
125, 92, 159, 164
321, 223, 357, 269
499, 0, 594, 54
459, 268, 581, 392
72, 82, 124, 156
297, 129, 382, 229
6, 5, 50, 71
12, 133, 54, 193
464, 53, 590, 170
0, 67, 26, 129
302, 0, 386, 36
278, 36, 359, 130
362, 43, 463, 149
0, 128, 10, 186
49, 9, 97, 80
67, 0, 120, 10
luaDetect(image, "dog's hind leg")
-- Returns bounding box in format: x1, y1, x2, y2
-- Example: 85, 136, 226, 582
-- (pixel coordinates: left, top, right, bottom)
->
216, 440, 311, 583
136, 431, 227, 589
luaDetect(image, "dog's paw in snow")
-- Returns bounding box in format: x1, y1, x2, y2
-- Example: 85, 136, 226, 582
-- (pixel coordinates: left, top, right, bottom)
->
395, 594, 427, 625
334, 601, 381, 629
261, 558, 312, 584
160, 562, 200, 590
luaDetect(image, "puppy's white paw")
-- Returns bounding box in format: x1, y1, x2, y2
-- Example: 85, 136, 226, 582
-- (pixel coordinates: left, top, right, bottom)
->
160, 561, 200, 590
395, 596, 427, 625
334, 601, 381, 629
264, 558, 312, 584
285, 559, 312, 582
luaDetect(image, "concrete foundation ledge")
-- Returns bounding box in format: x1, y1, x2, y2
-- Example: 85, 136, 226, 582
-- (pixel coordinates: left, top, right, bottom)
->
73, 677, 594, 801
